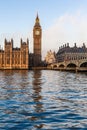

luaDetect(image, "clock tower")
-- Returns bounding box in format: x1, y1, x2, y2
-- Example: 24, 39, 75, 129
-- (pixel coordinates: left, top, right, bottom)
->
33, 14, 42, 66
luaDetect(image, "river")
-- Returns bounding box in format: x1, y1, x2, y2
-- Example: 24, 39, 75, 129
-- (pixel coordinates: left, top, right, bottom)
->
0, 70, 87, 129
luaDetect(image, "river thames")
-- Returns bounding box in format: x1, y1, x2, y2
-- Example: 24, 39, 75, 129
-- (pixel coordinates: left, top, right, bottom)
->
0, 70, 87, 129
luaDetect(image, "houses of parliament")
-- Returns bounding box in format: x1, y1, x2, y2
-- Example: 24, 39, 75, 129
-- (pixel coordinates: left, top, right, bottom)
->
0, 14, 42, 69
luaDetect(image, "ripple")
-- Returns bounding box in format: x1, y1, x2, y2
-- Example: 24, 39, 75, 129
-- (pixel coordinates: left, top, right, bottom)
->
0, 70, 87, 129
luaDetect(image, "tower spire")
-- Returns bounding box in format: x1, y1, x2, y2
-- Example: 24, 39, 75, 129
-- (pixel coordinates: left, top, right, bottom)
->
36, 12, 38, 18
35, 13, 40, 26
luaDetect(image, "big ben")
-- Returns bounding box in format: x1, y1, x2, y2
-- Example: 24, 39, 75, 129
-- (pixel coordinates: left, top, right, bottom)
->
33, 14, 42, 67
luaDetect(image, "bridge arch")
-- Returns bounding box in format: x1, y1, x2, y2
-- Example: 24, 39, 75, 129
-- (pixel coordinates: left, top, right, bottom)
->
80, 62, 87, 67
67, 63, 76, 68
59, 64, 65, 68
53, 64, 58, 69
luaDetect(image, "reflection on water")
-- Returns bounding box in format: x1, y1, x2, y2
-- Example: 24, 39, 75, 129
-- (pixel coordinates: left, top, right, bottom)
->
32, 71, 44, 129
0, 70, 87, 129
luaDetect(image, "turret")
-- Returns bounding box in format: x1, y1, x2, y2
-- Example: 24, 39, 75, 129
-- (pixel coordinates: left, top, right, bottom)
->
27, 38, 29, 45
11, 38, 13, 48
4, 38, 7, 44
67, 43, 69, 47
74, 43, 77, 47
20, 38, 22, 46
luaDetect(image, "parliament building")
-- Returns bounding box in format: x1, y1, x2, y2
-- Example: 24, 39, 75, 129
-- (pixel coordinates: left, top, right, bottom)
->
0, 14, 42, 69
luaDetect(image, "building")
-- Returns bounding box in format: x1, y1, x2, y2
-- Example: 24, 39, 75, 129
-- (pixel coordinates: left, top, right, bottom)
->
0, 14, 42, 69
56, 43, 87, 63
0, 38, 29, 69
45, 50, 56, 64
33, 14, 42, 67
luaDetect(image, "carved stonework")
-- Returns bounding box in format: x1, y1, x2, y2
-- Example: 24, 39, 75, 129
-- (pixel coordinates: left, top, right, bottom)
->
33, 14, 42, 66
0, 39, 29, 69
45, 50, 56, 64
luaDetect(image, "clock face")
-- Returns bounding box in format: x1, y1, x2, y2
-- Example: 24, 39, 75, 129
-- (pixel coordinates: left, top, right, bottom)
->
35, 30, 40, 35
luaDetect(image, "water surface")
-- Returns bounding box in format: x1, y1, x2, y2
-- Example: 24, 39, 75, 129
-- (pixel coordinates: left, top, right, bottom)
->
0, 70, 87, 129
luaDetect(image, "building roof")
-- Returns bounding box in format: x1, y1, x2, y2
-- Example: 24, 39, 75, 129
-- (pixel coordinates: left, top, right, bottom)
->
57, 43, 87, 55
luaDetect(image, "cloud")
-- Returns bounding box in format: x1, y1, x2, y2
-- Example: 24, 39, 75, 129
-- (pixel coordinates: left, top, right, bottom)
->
1, 11, 87, 60
42, 11, 87, 59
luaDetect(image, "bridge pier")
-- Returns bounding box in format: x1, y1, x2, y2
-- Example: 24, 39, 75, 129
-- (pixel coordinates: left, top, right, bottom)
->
76, 67, 78, 73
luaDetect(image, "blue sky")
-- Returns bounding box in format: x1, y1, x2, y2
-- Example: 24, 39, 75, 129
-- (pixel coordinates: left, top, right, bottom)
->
0, 0, 87, 58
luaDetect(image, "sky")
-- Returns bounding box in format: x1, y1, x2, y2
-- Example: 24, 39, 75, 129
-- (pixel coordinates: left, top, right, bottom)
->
0, 0, 87, 59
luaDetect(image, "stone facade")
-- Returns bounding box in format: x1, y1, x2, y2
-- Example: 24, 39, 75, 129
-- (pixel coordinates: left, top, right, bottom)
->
33, 14, 42, 67
0, 14, 42, 69
45, 50, 56, 64
0, 38, 29, 69
56, 43, 87, 62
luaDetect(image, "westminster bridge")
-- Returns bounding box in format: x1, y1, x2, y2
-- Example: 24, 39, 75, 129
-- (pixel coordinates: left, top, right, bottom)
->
48, 59, 87, 72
